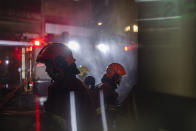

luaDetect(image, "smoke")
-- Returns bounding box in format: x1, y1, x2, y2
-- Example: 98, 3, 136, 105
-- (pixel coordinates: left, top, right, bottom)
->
72, 36, 137, 103
35, 35, 137, 103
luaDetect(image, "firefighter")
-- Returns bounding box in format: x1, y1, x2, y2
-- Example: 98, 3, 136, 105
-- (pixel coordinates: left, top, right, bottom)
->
93, 63, 126, 131
77, 65, 90, 81
84, 75, 96, 90
36, 43, 97, 131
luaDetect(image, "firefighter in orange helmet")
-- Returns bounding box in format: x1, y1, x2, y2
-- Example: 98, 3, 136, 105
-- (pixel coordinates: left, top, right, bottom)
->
105, 63, 126, 86
36, 43, 97, 131
93, 63, 126, 131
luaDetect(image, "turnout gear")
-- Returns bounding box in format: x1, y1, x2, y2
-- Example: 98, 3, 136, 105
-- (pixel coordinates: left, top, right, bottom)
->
93, 81, 119, 131
92, 63, 126, 131
43, 75, 97, 131
36, 43, 98, 131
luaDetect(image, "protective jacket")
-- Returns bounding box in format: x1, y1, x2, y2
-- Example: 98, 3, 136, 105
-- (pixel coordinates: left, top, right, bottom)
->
92, 75, 119, 131
43, 74, 97, 131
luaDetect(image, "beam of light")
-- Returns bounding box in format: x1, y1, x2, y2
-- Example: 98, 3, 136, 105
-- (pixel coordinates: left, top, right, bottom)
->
98, 22, 103, 26
0, 40, 31, 46
35, 94, 40, 131
99, 89, 108, 131
26, 47, 33, 52
70, 91, 78, 131
39, 97, 47, 106
67, 41, 80, 51
96, 44, 109, 54
124, 44, 138, 51
34, 40, 41, 46
124, 46, 128, 52
5, 60, 10, 65
133, 25, 138, 32
124, 26, 131, 32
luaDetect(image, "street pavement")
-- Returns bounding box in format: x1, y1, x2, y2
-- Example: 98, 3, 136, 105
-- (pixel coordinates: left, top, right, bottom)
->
0, 81, 49, 131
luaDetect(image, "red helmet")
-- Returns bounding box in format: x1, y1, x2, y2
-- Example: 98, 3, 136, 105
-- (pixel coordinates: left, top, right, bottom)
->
106, 63, 126, 80
36, 43, 75, 68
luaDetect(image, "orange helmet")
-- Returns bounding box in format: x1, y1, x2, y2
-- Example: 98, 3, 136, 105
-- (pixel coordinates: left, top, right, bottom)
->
106, 63, 126, 80
36, 43, 75, 69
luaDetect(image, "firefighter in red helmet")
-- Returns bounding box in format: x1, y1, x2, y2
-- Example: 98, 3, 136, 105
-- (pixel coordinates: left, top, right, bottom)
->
36, 43, 97, 131
105, 63, 126, 85
93, 63, 126, 131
